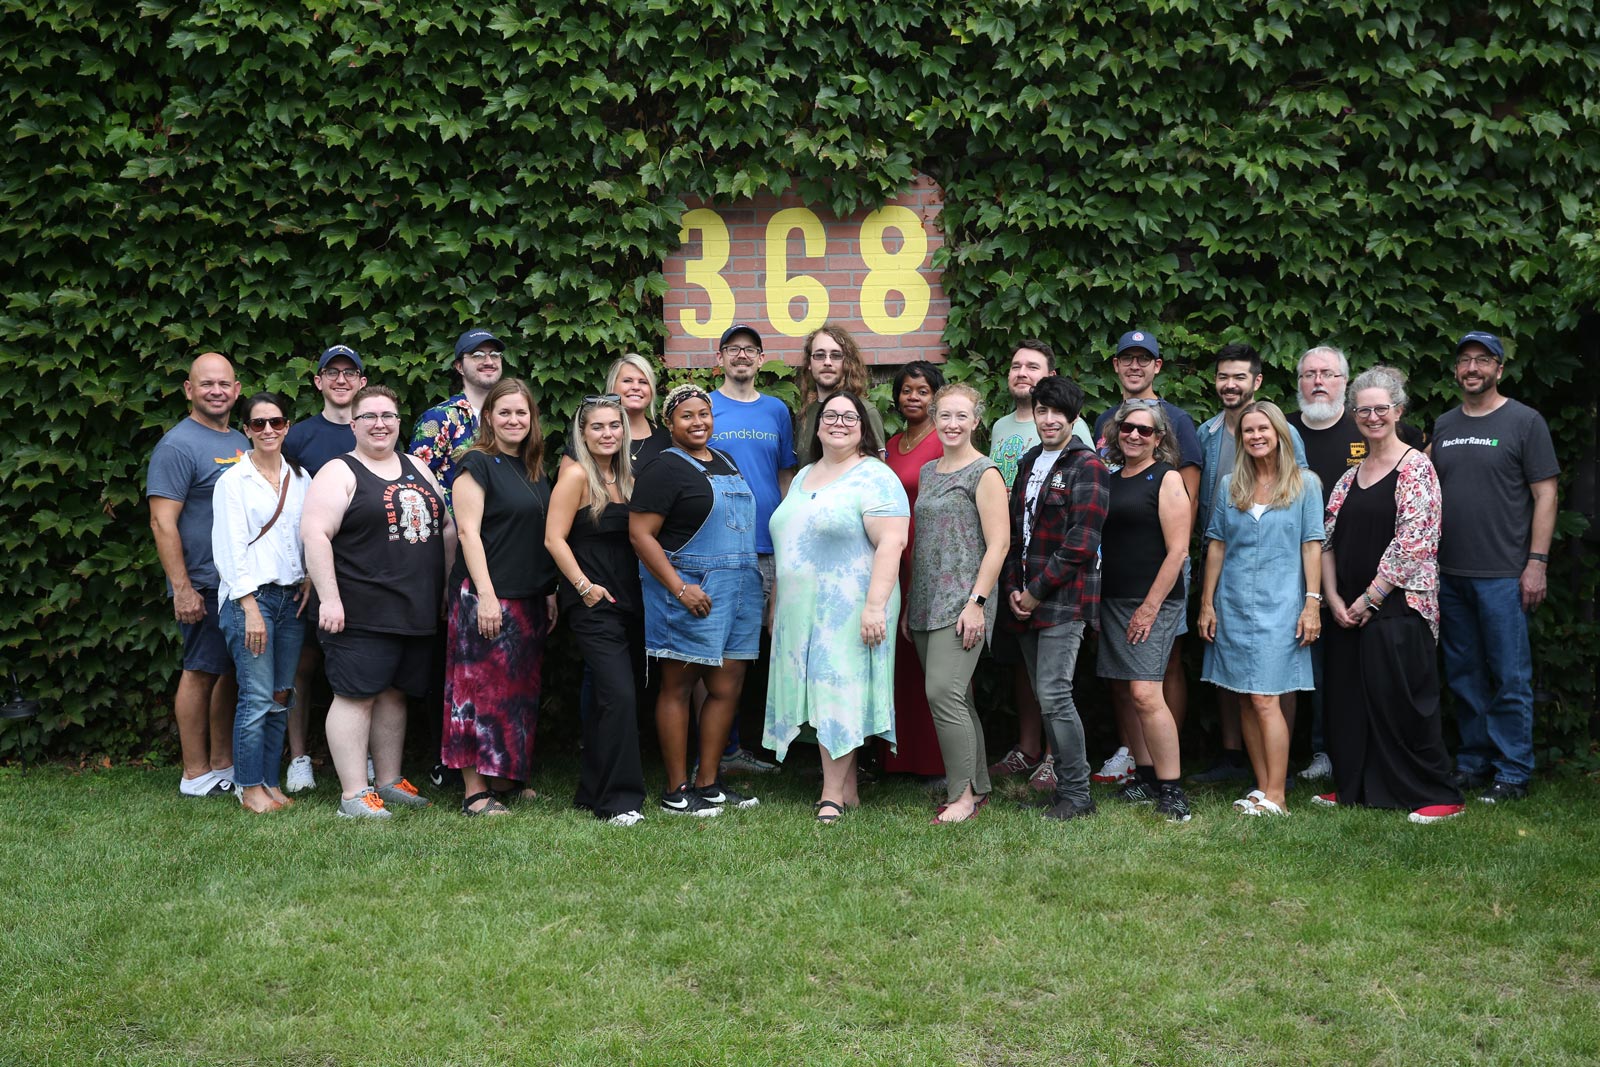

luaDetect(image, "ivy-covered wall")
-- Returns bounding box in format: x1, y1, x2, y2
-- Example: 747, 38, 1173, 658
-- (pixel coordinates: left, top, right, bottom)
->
3, 1, 1597, 759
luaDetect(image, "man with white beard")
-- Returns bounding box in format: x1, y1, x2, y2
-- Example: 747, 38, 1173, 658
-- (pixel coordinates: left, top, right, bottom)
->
1285, 345, 1421, 784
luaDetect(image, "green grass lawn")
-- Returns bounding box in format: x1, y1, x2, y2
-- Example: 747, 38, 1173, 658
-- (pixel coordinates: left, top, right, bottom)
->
1, 761, 1597, 1066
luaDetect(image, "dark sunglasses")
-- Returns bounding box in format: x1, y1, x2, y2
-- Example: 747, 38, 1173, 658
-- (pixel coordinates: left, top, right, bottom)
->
1118, 421, 1157, 439
583, 393, 622, 406
246, 416, 289, 432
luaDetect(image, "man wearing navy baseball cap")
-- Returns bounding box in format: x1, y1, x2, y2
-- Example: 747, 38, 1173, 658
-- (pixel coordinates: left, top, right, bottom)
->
408, 327, 507, 514
1430, 330, 1559, 804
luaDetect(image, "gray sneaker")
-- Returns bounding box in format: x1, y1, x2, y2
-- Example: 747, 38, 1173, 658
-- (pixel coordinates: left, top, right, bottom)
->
719, 747, 779, 775
375, 778, 432, 809
338, 789, 392, 820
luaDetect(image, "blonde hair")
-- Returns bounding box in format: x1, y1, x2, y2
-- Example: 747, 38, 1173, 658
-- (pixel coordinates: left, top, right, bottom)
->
932, 382, 984, 424
1228, 401, 1309, 511
571, 396, 633, 523
605, 353, 659, 421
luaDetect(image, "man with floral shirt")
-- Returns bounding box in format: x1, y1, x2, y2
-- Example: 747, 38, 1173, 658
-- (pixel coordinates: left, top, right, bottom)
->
409, 327, 506, 513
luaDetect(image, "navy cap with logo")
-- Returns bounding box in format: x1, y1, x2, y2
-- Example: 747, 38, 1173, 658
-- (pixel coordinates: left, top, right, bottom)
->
719, 323, 763, 350
318, 344, 364, 372
1454, 330, 1505, 362
1115, 329, 1160, 360
455, 328, 505, 360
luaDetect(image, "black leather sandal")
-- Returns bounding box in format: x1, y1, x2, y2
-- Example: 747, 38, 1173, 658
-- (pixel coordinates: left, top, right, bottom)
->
462, 791, 510, 817
813, 799, 845, 825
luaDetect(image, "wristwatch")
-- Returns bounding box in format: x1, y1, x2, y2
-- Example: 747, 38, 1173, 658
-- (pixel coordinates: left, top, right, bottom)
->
968, 594, 987, 606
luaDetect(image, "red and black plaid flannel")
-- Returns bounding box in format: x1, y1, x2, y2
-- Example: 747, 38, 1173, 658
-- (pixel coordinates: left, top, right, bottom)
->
1002, 441, 1109, 630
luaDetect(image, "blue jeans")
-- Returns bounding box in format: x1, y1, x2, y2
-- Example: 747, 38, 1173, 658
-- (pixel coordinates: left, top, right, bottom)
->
220, 585, 306, 789
1438, 575, 1534, 785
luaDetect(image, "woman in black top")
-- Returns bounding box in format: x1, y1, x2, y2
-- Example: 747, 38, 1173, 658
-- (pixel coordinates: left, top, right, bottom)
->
1096, 399, 1194, 821
546, 395, 648, 825
302, 385, 457, 820
443, 379, 558, 816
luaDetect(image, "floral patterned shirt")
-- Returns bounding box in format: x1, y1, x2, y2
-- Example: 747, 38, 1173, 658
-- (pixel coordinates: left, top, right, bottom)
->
408, 394, 478, 514
1324, 448, 1441, 638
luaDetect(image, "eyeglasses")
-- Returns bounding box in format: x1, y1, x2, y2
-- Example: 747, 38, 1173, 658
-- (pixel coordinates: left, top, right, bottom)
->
1354, 405, 1393, 419
583, 393, 621, 406
1115, 352, 1155, 367
246, 416, 289, 432
721, 344, 761, 356
1298, 370, 1344, 381
353, 412, 401, 424
1456, 354, 1500, 368
1118, 422, 1157, 439
820, 411, 861, 426
318, 368, 362, 381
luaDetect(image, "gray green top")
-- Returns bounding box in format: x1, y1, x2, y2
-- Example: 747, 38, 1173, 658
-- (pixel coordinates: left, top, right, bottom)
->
908, 456, 998, 631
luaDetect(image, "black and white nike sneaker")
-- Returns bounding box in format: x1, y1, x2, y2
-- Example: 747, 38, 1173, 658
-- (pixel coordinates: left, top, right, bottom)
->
659, 783, 722, 817
695, 781, 760, 810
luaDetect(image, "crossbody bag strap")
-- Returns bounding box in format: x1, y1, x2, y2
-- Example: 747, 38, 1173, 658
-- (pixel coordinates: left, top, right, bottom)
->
246, 468, 292, 547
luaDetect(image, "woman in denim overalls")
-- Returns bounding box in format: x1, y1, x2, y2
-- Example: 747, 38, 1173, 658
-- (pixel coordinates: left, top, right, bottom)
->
630, 385, 764, 817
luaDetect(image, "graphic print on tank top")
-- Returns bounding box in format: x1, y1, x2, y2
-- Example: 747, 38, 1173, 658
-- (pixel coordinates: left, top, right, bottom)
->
386, 481, 442, 543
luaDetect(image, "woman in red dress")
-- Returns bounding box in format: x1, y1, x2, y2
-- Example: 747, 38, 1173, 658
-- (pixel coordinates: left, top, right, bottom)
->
880, 360, 947, 780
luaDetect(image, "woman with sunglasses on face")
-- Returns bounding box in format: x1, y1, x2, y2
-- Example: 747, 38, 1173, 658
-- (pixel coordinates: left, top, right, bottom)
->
212, 392, 310, 813
1198, 400, 1324, 817
546, 394, 649, 826
441, 379, 558, 816
907, 384, 1008, 823
302, 385, 457, 819
1096, 400, 1195, 822
1316, 368, 1464, 824
880, 360, 948, 782
766, 392, 910, 823
629, 384, 764, 817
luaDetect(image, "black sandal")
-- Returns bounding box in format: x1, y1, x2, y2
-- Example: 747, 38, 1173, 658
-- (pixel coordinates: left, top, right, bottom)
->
462, 791, 510, 817
813, 799, 845, 825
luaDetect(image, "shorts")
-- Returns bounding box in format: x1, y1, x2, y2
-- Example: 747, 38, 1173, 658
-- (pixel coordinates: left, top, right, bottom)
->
320, 628, 435, 699
1096, 598, 1184, 681
642, 556, 762, 667
179, 588, 234, 675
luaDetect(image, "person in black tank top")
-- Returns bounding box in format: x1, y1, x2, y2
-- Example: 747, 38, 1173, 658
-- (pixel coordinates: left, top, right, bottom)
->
545, 396, 649, 824
1095, 399, 1196, 822
302, 386, 456, 820
1317, 369, 1463, 823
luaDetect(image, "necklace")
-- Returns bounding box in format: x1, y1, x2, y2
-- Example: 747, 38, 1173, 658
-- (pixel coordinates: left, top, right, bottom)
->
898, 421, 934, 454
248, 451, 282, 491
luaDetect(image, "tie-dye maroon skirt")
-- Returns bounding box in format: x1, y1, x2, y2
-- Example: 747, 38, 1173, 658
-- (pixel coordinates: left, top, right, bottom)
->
441, 579, 548, 781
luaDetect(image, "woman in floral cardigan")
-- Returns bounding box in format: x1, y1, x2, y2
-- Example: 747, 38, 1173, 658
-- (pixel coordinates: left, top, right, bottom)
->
1316, 367, 1465, 824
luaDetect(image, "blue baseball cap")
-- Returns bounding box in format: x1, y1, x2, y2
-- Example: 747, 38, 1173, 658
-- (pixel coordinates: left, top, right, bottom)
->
719, 323, 763, 349
317, 344, 363, 372
1454, 331, 1505, 362
1115, 329, 1160, 360
455, 328, 505, 360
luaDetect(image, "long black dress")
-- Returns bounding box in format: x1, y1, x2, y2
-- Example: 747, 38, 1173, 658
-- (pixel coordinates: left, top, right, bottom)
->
561, 500, 648, 819
1323, 464, 1462, 810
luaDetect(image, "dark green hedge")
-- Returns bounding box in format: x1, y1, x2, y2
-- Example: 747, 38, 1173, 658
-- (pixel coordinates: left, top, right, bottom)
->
3, 0, 1596, 759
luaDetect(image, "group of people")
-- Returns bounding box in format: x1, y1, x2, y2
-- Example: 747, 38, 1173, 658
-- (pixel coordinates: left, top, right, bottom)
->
147, 320, 1558, 827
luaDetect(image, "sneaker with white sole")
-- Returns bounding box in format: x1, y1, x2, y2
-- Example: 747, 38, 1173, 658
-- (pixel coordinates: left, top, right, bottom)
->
719, 747, 778, 775
1408, 803, 1466, 824
659, 783, 721, 817
1155, 784, 1193, 823
337, 789, 392, 820
1299, 751, 1333, 782
696, 781, 759, 810
987, 746, 1042, 778
285, 755, 316, 794
1092, 746, 1135, 784
375, 777, 431, 809
1117, 778, 1158, 805
606, 810, 645, 827
179, 771, 235, 798
1027, 758, 1058, 793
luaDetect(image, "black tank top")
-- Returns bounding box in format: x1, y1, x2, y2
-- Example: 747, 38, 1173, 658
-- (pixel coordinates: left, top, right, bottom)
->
1329, 458, 1416, 619
557, 500, 640, 613
1101, 461, 1183, 601
332, 453, 447, 635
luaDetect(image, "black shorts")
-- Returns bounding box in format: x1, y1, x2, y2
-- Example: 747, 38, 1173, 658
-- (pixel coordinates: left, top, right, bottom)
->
179, 588, 233, 675
321, 628, 434, 699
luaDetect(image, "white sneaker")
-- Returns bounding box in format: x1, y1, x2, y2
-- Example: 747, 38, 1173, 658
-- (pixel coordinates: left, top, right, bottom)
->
1091, 746, 1135, 784
606, 810, 645, 827
1299, 752, 1333, 782
285, 755, 316, 794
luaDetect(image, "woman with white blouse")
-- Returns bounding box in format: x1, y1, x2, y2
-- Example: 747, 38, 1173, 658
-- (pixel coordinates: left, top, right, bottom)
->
212, 391, 310, 813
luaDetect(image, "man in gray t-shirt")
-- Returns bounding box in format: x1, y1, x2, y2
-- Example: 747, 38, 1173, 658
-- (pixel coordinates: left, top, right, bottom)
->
147, 352, 248, 798
1429, 331, 1560, 803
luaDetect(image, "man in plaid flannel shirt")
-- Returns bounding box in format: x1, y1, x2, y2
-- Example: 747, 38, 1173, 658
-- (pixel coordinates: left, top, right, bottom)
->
1002, 374, 1109, 821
